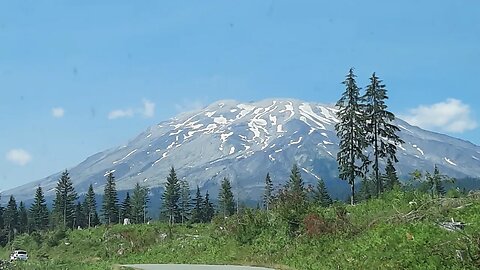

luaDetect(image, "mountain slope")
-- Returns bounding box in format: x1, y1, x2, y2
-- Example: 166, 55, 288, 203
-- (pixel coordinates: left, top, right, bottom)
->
6, 98, 480, 201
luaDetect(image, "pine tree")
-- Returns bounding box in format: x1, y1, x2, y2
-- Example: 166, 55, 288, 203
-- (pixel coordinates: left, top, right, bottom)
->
29, 186, 50, 231
83, 184, 98, 228
179, 180, 191, 224
313, 178, 332, 207
162, 167, 181, 225
0, 198, 5, 246
53, 170, 78, 228
131, 183, 149, 224
17, 202, 28, 234
263, 173, 274, 211
102, 171, 119, 225
74, 201, 86, 229
335, 68, 369, 205
429, 165, 449, 198
190, 186, 204, 224
218, 177, 235, 218
4, 196, 18, 243
363, 73, 404, 196
287, 164, 306, 200
384, 159, 400, 191
120, 192, 132, 222
202, 191, 215, 223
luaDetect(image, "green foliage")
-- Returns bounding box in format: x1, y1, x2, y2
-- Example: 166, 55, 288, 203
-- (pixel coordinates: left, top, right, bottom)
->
179, 180, 191, 224
335, 68, 369, 205
202, 191, 215, 223
102, 171, 119, 225
131, 183, 149, 224
162, 167, 181, 225
120, 192, 132, 221
53, 170, 78, 229
383, 159, 400, 191
263, 173, 274, 211
312, 178, 332, 207
29, 186, 49, 232
218, 177, 235, 217
363, 73, 403, 196
4, 195, 18, 242
18, 201, 28, 234
83, 184, 99, 228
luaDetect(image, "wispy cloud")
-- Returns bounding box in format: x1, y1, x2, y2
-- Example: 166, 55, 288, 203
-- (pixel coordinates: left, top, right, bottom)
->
51, 107, 65, 118
6, 149, 32, 166
401, 98, 477, 133
108, 109, 134, 120
108, 99, 155, 120
141, 99, 155, 118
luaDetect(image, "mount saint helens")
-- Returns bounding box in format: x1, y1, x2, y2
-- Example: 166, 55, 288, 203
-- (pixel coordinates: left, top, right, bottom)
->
5, 99, 480, 202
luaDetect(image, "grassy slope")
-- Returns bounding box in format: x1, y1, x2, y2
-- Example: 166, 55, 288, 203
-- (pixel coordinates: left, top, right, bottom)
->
2, 191, 480, 270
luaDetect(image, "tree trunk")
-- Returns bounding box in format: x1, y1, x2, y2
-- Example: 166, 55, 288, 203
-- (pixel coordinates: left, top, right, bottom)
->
350, 181, 355, 205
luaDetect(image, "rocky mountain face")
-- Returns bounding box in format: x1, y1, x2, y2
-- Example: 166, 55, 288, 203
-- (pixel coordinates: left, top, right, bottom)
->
6, 98, 480, 202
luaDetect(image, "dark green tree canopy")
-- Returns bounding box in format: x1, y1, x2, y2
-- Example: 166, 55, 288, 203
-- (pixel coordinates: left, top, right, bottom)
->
218, 177, 235, 217
162, 167, 181, 225
335, 68, 369, 205
53, 170, 78, 228
30, 186, 49, 231
102, 171, 119, 225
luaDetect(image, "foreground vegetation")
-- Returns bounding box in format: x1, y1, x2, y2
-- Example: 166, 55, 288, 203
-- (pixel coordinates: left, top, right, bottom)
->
1, 189, 479, 269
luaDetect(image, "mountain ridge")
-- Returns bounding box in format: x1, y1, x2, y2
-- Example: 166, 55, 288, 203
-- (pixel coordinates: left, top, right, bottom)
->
5, 98, 480, 202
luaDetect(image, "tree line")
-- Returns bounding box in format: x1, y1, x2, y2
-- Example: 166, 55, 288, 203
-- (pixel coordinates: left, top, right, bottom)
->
0, 68, 458, 245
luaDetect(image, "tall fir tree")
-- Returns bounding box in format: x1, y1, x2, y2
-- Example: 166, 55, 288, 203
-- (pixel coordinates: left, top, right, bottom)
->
190, 186, 203, 224
162, 167, 181, 225
17, 201, 28, 234
286, 164, 306, 200
131, 183, 149, 224
218, 177, 235, 218
263, 173, 274, 211
4, 196, 18, 243
29, 186, 50, 232
102, 171, 119, 225
312, 178, 333, 207
53, 170, 78, 228
120, 192, 132, 221
202, 191, 215, 223
335, 68, 369, 205
428, 165, 448, 198
179, 180, 191, 224
384, 159, 400, 191
358, 175, 374, 202
83, 184, 98, 228
363, 73, 404, 196
0, 197, 5, 246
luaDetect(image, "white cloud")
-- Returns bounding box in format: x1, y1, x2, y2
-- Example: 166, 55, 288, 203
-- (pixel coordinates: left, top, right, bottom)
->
6, 149, 32, 166
401, 98, 477, 133
51, 107, 65, 118
108, 109, 134, 120
141, 99, 155, 118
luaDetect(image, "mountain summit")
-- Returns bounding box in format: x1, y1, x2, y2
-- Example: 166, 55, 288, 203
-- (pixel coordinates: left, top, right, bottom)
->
6, 98, 480, 201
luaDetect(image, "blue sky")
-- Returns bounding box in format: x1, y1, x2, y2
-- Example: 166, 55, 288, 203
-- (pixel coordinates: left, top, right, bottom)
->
0, 1, 479, 191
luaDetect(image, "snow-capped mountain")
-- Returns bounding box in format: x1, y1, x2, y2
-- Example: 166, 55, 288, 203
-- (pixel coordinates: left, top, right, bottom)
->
5, 98, 480, 201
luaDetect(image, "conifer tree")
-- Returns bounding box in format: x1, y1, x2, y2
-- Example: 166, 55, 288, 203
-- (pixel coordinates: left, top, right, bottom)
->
384, 159, 400, 191
53, 170, 78, 228
313, 178, 332, 207
263, 173, 274, 211
191, 186, 203, 223
218, 177, 235, 217
131, 183, 149, 224
83, 184, 98, 228
29, 186, 49, 231
120, 192, 132, 221
162, 167, 181, 225
102, 171, 119, 225
287, 164, 306, 200
429, 165, 449, 198
363, 73, 404, 196
179, 180, 191, 224
202, 191, 215, 223
18, 201, 28, 234
335, 68, 369, 205
0, 198, 5, 246
4, 196, 18, 243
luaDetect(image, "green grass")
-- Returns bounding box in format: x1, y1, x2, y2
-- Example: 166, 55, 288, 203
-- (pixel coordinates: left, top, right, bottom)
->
2, 190, 480, 269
